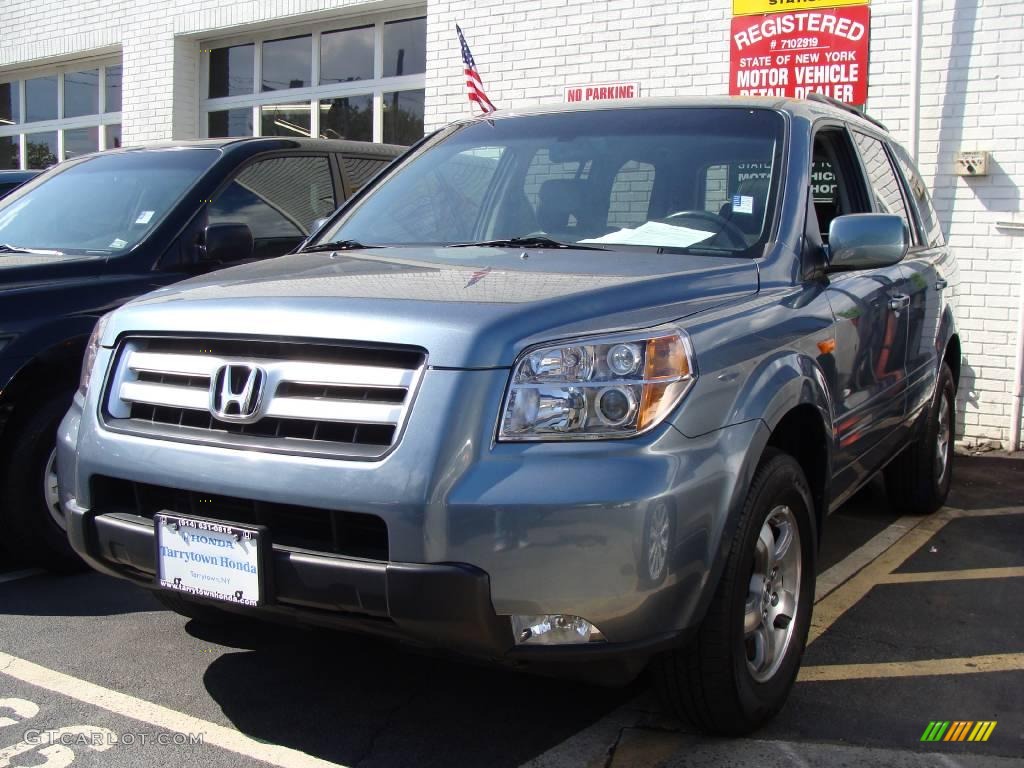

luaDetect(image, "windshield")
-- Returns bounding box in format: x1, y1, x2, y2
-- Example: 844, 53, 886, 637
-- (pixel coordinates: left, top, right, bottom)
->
319, 108, 783, 254
0, 149, 218, 254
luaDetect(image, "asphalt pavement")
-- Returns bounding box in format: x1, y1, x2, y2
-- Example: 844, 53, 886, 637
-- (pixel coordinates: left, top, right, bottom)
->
0, 455, 1021, 768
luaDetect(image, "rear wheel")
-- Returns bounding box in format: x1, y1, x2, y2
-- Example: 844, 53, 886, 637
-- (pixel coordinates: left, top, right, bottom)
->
2, 389, 83, 572
884, 363, 956, 515
655, 449, 815, 735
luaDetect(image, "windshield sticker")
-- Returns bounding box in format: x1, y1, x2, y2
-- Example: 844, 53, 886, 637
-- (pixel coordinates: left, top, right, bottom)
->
108, 238, 128, 249
135, 210, 155, 225
732, 195, 755, 215
580, 221, 716, 248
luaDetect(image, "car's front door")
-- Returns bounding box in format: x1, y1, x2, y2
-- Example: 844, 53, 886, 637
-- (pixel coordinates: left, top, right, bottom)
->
814, 126, 912, 502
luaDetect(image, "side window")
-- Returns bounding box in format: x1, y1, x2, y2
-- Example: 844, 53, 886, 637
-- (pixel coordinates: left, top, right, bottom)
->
891, 143, 945, 248
341, 155, 391, 196
607, 160, 655, 229
210, 155, 335, 239
812, 128, 870, 242
852, 132, 915, 242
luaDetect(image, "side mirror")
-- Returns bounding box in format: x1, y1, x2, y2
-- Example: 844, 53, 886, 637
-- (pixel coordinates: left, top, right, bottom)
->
202, 223, 253, 264
310, 217, 330, 235
826, 214, 908, 272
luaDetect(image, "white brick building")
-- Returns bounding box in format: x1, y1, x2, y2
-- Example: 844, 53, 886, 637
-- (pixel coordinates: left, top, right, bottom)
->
1, 0, 1022, 448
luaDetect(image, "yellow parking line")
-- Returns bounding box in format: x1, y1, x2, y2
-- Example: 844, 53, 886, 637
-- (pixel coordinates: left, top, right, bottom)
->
797, 652, 1024, 683
952, 508, 1024, 518
807, 508, 959, 645
880, 566, 1024, 584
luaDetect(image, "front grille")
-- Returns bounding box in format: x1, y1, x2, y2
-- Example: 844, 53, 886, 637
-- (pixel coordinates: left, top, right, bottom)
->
102, 336, 425, 459
92, 476, 389, 560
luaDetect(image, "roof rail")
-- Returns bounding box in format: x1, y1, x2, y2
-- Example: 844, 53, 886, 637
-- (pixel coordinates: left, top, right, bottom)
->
805, 92, 888, 132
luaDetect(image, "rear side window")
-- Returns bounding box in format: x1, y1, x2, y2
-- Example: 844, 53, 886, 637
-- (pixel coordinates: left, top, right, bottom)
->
210, 155, 335, 237
342, 155, 390, 195
891, 143, 945, 248
852, 132, 915, 243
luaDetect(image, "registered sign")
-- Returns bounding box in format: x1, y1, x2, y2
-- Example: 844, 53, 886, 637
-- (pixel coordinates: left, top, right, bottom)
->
729, 6, 870, 105
733, 0, 869, 16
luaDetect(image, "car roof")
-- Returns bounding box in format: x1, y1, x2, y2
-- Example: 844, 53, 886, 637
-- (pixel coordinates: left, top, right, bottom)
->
0, 169, 42, 180
456, 95, 887, 134
107, 137, 406, 158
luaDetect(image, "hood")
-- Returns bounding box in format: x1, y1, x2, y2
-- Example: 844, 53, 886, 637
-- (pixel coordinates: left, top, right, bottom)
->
0, 253, 108, 289
109, 247, 758, 368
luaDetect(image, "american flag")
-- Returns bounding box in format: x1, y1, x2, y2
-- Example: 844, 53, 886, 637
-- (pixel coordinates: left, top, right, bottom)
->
457, 25, 496, 114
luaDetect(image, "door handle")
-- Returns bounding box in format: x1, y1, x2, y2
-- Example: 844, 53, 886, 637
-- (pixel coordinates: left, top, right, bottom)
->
935, 278, 948, 291
889, 294, 910, 312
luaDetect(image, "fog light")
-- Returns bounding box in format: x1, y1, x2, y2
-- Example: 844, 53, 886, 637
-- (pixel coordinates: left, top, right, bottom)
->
511, 614, 605, 645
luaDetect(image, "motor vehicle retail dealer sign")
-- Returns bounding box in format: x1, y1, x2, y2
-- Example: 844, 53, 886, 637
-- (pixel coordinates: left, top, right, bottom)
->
729, 6, 871, 105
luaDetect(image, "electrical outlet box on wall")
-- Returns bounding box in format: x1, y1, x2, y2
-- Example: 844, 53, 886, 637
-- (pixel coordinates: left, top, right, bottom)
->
954, 151, 990, 176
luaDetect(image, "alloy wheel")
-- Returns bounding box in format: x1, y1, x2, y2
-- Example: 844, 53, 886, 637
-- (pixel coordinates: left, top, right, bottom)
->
744, 504, 802, 682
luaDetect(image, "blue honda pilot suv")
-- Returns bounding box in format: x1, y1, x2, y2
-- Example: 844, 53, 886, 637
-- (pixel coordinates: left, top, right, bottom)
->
59, 96, 960, 734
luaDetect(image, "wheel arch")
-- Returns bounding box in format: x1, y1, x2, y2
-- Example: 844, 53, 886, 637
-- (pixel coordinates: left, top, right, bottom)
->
691, 356, 833, 630
0, 334, 88, 443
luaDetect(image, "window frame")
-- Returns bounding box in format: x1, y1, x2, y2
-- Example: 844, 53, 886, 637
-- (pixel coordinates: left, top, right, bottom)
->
0, 56, 123, 169
199, 9, 426, 144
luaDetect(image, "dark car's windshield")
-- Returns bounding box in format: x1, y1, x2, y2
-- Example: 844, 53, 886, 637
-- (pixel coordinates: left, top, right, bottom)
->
319, 107, 783, 254
0, 149, 217, 255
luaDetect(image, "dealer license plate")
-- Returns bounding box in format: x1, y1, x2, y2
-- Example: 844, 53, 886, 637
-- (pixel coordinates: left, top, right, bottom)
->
155, 513, 263, 606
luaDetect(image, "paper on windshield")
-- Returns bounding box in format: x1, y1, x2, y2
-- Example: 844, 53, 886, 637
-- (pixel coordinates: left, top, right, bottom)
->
579, 220, 716, 248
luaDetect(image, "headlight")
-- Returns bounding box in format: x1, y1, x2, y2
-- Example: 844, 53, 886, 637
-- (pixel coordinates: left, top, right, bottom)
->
78, 313, 112, 396
499, 328, 696, 441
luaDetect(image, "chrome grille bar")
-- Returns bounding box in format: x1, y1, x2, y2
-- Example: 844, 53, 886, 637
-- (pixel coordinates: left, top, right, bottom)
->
103, 336, 426, 459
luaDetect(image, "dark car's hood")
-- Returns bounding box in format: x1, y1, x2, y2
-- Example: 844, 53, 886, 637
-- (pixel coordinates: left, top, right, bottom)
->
110, 247, 759, 368
0, 253, 107, 287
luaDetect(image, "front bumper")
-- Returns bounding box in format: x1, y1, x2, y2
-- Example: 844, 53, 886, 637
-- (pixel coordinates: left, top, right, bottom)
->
60, 364, 769, 672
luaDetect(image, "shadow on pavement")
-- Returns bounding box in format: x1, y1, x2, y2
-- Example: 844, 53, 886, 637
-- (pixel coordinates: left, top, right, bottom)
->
947, 454, 1024, 510
0, 571, 157, 617
196, 620, 636, 767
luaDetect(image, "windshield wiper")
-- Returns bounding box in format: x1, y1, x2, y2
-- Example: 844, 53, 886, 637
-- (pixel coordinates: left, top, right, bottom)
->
0, 243, 65, 256
447, 235, 607, 251
300, 240, 382, 253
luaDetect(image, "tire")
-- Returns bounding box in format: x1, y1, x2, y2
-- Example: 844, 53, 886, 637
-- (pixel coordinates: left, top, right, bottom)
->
884, 363, 955, 516
655, 448, 816, 735
1, 389, 83, 572
151, 590, 240, 625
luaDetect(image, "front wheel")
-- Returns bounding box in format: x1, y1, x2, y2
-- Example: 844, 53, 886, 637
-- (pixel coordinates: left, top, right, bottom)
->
655, 449, 816, 735
2, 390, 83, 571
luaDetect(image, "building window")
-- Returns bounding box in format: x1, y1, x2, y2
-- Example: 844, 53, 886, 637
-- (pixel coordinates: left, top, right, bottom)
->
201, 10, 426, 145
0, 59, 123, 169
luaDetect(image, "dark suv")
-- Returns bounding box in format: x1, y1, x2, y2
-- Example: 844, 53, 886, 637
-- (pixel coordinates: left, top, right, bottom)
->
0, 138, 402, 568
61, 97, 959, 734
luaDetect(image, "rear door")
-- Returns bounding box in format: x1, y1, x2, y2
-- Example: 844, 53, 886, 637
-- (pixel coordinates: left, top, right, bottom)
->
814, 125, 911, 495
888, 141, 953, 421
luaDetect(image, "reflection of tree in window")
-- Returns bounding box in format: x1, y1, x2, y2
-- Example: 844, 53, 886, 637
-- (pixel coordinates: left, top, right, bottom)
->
383, 90, 424, 146
0, 137, 17, 170
27, 140, 57, 169
320, 96, 372, 142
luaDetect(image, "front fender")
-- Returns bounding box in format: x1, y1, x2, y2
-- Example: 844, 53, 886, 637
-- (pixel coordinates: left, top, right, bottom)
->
732, 350, 834, 435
